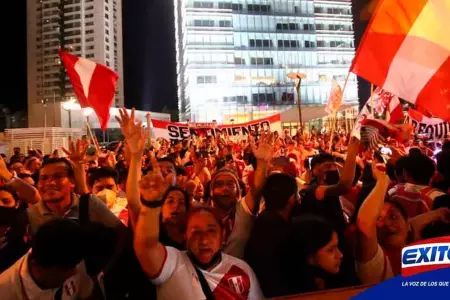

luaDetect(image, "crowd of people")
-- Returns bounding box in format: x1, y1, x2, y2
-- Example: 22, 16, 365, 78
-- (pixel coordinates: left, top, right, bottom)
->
0, 107, 449, 300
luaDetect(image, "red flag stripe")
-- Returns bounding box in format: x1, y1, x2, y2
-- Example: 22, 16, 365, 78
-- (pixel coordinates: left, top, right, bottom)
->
59, 50, 118, 130
351, 0, 428, 85
59, 50, 90, 107
416, 56, 450, 120
351, 0, 450, 121
87, 64, 118, 130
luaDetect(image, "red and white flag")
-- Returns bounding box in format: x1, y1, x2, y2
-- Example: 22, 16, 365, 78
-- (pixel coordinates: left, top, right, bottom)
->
59, 50, 118, 130
386, 96, 403, 124
351, 0, 450, 121
369, 87, 403, 124
352, 89, 409, 147
325, 80, 343, 115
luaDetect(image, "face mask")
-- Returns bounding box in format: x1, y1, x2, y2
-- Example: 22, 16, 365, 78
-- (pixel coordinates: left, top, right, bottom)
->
324, 170, 340, 185
0, 206, 17, 226
96, 189, 117, 208
187, 250, 222, 270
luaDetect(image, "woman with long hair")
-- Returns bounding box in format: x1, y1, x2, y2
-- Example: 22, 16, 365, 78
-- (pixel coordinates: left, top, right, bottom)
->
287, 214, 358, 294
158, 186, 190, 249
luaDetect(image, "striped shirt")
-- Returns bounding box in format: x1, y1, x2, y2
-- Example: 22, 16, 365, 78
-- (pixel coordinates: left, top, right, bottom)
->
388, 184, 445, 218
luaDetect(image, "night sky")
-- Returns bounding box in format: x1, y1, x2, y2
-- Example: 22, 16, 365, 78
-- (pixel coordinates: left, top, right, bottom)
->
1, 0, 177, 113
2, 0, 368, 114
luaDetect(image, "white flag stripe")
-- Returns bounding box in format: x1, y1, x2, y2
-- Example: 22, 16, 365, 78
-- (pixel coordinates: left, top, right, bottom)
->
74, 57, 97, 99
383, 0, 450, 103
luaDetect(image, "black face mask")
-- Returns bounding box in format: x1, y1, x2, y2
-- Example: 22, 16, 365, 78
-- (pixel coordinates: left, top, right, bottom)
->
324, 170, 340, 185
0, 206, 17, 226
187, 250, 222, 270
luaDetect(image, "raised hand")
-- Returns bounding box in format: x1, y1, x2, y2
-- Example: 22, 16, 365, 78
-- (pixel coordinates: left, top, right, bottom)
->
127, 122, 149, 155
140, 155, 174, 201
115, 107, 135, 138
62, 139, 89, 165
371, 161, 389, 183
116, 107, 148, 155
253, 130, 274, 162
104, 151, 117, 168
0, 155, 13, 181
435, 207, 450, 223
113, 141, 123, 155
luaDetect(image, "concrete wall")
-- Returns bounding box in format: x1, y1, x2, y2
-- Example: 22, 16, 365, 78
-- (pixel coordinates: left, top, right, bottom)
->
28, 103, 170, 129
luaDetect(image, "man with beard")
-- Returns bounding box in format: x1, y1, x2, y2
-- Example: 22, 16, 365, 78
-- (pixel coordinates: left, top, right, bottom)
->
208, 131, 274, 259
27, 157, 122, 233
27, 152, 130, 299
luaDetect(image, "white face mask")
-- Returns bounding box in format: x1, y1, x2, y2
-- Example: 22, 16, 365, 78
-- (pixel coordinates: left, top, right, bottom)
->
96, 189, 117, 209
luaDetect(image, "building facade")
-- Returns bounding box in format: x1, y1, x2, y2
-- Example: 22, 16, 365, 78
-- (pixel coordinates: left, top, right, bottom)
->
27, 0, 124, 127
174, 0, 358, 123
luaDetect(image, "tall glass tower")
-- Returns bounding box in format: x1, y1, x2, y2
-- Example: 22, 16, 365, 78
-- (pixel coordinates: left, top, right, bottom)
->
174, 0, 358, 123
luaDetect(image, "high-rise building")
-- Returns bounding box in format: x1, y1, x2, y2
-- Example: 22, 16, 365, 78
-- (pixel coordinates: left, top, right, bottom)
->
174, 0, 358, 123
27, 0, 124, 127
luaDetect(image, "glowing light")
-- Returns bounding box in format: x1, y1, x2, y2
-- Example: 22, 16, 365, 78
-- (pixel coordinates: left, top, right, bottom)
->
62, 99, 77, 111
82, 107, 94, 116
287, 73, 307, 80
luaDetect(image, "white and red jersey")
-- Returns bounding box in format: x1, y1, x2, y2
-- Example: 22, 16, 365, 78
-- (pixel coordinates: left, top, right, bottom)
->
152, 246, 264, 300
0, 251, 93, 300
388, 183, 445, 218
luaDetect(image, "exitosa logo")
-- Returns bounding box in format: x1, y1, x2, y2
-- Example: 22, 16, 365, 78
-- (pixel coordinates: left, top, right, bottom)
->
401, 236, 450, 277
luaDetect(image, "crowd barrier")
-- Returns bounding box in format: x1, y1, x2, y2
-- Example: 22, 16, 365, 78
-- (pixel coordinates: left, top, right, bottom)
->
272, 285, 373, 300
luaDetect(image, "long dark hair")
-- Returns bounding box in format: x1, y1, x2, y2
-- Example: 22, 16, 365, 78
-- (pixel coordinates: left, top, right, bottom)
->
287, 215, 344, 293
185, 205, 225, 232
161, 186, 191, 211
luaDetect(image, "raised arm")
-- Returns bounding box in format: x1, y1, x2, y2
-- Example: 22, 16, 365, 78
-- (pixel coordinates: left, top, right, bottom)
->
116, 107, 148, 229
0, 155, 41, 204
134, 169, 170, 278
356, 163, 390, 262
315, 137, 360, 200
246, 131, 274, 214
409, 207, 450, 241
62, 139, 89, 195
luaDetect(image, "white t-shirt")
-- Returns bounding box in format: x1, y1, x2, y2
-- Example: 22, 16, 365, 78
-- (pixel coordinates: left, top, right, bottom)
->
356, 244, 394, 285
0, 252, 93, 300
152, 246, 264, 300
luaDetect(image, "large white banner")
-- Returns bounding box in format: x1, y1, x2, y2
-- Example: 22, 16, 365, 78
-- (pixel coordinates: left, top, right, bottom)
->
408, 109, 450, 139
150, 114, 282, 141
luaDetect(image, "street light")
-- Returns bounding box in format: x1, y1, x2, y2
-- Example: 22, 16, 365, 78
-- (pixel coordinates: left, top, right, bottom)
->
287, 72, 307, 135
62, 98, 77, 128
41, 99, 48, 128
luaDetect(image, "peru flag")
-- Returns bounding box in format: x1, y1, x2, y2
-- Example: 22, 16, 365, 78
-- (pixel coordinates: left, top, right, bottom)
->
351, 0, 450, 121
386, 96, 403, 124
59, 50, 118, 130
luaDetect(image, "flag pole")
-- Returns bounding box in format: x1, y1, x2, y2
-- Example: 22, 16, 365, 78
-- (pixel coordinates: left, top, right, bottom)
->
370, 83, 375, 117
85, 116, 100, 154
329, 72, 351, 151
146, 112, 152, 147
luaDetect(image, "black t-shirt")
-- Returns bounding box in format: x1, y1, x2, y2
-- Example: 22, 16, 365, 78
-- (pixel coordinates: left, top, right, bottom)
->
244, 211, 293, 298
298, 183, 347, 235
0, 205, 30, 273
